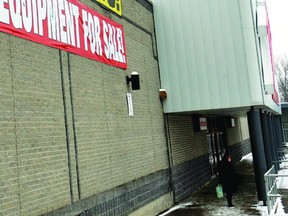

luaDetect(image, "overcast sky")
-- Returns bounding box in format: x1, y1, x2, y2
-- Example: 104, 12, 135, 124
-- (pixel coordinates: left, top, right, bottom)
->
266, 0, 288, 57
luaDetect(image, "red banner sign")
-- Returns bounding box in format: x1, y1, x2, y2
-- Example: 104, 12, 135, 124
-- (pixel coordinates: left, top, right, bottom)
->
0, 0, 127, 69
266, 2, 279, 104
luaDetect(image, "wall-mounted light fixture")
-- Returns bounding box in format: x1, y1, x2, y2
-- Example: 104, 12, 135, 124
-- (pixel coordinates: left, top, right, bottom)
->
159, 89, 167, 100
126, 71, 140, 90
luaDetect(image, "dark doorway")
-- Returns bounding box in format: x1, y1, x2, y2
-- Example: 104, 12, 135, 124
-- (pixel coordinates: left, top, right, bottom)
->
207, 117, 228, 175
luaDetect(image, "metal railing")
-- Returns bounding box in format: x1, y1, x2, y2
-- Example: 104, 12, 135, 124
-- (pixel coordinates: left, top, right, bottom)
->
264, 144, 288, 215
264, 165, 279, 215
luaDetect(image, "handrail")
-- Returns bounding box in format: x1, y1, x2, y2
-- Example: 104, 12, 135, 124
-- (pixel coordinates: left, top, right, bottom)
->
265, 162, 288, 215
264, 143, 288, 215
264, 165, 279, 215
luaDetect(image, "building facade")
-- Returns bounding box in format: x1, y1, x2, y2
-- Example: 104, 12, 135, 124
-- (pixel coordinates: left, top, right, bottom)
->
0, 0, 284, 215
0, 0, 173, 215
153, 0, 282, 206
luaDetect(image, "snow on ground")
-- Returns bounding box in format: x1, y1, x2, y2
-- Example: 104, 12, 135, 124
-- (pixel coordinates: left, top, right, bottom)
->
242, 153, 288, 216
157, 203, 192, 216
159, 152, 288, 216
277, 157, 288, 189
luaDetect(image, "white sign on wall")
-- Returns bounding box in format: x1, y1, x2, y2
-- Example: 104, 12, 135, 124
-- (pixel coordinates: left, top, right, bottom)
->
126, 93, 134, 116
199, 117, 207, 131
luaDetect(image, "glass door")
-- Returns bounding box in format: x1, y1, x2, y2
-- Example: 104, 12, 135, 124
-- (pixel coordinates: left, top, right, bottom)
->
208, 129, 225, 176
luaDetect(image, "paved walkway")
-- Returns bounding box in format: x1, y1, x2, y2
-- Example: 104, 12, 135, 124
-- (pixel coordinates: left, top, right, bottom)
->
159, 154, 288, 216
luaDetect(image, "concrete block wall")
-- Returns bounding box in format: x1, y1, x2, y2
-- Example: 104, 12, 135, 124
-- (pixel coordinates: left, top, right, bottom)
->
229, 139, 252, 164
172, 154, 211, 202
167, 114, 208, 166
0, 0, 253, 214
227, 116, 251, 146
0, 33, 21, 216
43, 169, 171, 216
165, 114, 251, 202
0, 0, 172, 215
227, 116, 251, 162
166, 114, 211, 202
0, 34, 71, 216
227, 118, 242, 146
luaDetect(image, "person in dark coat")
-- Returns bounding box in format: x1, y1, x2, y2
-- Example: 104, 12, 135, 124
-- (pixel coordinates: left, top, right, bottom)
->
218, 154, 237, 207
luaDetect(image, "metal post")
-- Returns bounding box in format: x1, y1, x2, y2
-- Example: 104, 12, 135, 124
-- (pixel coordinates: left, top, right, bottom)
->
247, 108, 267, 202
272, 115, 281, 170
268, 114, 279, 171
278, 115, 285, 143
277, 115, 284, 143
275, 115, 284, 159
264, 173, 271, 214
260, 112, 273, 168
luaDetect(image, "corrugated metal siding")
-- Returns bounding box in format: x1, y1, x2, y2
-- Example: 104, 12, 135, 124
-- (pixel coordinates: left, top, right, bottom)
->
167, 114, 208, 165
153, 0, 262, 113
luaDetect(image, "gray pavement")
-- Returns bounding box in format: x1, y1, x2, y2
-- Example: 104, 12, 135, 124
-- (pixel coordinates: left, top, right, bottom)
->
158, 154, 288, 216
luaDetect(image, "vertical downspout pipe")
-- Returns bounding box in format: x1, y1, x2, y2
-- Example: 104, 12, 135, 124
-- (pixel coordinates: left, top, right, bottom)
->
59, 50, 74, 202
164, 115, 176, 204
247, 108, 267, 203
67, 53, 81, 200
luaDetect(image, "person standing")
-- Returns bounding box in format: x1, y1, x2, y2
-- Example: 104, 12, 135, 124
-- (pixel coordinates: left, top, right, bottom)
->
218, 154, 237, 207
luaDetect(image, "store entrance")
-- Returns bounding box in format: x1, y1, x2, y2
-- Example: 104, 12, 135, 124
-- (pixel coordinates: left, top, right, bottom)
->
207, 118, 227, 176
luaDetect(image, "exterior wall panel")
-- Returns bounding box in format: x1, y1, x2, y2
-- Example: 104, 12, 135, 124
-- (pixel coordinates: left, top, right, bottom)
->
0, 36, 72, 216
227, 118, 242, 146
167, 115, 208, 166
0, 34, 21, 216
0, 0, 170, 215
166, 114, 211, 202
153, 0, 280, 114
229, 139, 252, 164
172, 155, 211, 202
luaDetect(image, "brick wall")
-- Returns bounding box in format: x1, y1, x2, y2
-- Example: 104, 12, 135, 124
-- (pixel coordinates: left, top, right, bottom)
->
165, 114, 211, 202
227, 116, 251, 146
229, 139, 252, 164
227, 117, 251, 163
0, 32, 21, 216
164, 114, 251, 202
0, 0, 171, 215
167, 114, 208, 166
172, 155, 211, 202
43, 169, 171, 216
227, 118, 242, 146
0, 35, 71, 216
